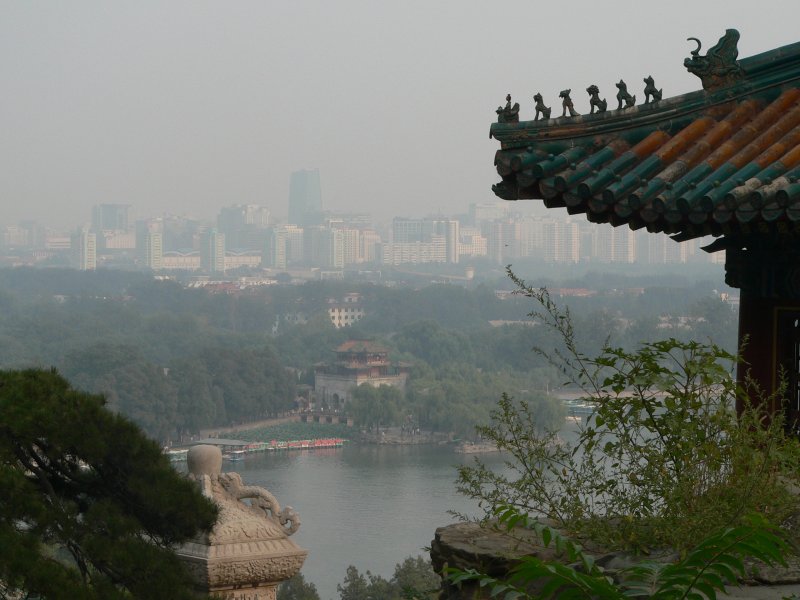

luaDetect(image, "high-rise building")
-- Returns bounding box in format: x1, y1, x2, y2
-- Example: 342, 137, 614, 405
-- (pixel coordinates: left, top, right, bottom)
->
594, 226, 636, 263
71, 228, 96, 271
144, 231, 163, 270
2, 221, 45, 250
439, 219, 459, 263
264, 227, 288, 269
390, 217, 459, 263
136, 219, 164, 270
139, 231, 164, 271
381, 236, 446, 265
284, 225, 305, 264
288, 169, 322, 227
643, 232, 697, 265
542, 218, 580, 263
218, 205, 270, 250
487, 220, 515, 264
325, 228, 345, 269
2, 226, 29, 248
469, 202, 508, 225
200, 229, 226, 274
337, 228, 360, 266
458, 226, 488, 258
91, 204, 131, 252
303, 225, 327, 266
392, 218, 424, 243
359, 229, 382, 263
92, 204, 130, 232
135, 226, 163, 270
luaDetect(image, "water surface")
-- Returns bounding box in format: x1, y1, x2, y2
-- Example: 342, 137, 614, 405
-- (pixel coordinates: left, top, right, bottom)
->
227, 444, 510, 599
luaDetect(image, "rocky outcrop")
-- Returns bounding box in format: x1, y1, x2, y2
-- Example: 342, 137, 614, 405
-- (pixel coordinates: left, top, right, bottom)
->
430, 521, 557, 599
430, 521, 800, 600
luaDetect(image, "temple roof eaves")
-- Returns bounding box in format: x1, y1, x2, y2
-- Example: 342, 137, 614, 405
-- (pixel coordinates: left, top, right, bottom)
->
490, 32, 800, 242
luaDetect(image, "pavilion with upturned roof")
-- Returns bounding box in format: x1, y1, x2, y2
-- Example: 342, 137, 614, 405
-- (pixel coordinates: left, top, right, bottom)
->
491, 30, 800, 425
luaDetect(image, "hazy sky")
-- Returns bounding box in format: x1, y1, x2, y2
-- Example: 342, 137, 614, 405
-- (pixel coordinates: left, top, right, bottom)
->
2, 1, 799, 228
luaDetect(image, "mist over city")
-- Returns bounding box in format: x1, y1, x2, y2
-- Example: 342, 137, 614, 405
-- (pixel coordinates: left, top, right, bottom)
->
4, 3, 800, 600
2, 2, 798, 227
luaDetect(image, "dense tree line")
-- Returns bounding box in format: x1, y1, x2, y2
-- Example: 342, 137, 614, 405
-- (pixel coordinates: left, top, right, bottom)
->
0, 272, 297, 441
0, 267, 736, 441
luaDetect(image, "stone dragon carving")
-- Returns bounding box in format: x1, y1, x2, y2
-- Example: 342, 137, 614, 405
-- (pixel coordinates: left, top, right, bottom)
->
218, 472, 301, 536
177, 445, 307, 600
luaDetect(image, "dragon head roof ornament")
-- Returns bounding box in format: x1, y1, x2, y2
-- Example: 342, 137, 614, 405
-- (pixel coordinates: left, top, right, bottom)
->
684, 28, 745, 91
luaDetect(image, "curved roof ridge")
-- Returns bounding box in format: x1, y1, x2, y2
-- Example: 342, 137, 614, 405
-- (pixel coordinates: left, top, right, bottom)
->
491, 36, 800, 149
490, 31, 800, 241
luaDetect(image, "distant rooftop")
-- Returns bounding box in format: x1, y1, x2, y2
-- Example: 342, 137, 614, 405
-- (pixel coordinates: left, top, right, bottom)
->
335, 340, 388, 354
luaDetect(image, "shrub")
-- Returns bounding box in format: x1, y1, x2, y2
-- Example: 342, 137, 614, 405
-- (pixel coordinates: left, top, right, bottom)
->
456, 270, 800, 551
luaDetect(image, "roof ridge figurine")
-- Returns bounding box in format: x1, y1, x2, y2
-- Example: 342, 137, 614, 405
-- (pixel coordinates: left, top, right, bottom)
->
586, 84, 607, 113
615, 80, 636, 110
643, 75, 662, 103
496, 94, 520, 123
533, 93, 551, 121
559, 89, 578, 117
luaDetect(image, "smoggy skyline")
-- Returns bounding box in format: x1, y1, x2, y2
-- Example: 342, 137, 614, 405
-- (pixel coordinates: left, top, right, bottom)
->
2, 1, 799, 229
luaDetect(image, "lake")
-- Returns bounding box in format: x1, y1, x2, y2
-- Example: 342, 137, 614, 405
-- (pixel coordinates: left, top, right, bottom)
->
224, 444, 511, 600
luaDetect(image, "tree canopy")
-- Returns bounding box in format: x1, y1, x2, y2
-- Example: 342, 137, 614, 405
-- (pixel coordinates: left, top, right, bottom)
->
335, 556, 439, 600
0, 268, 737, 440
276, 573, 320, 600
0, 368, 217, 600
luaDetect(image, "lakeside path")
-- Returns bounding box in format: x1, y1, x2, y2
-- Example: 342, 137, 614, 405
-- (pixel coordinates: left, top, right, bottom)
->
192, 390, 590, 443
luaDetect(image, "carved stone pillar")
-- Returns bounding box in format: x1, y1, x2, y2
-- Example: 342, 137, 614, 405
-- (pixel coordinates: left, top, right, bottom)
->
177, 445, 308, 600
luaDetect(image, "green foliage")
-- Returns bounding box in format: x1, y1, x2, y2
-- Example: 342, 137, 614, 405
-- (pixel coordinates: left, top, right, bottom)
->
337, 565, 372, 600
0, 368, 217, 599
456, 392, 581, 524
277, 572, 321, 600
446, 506, 788, 600
407, 368, 564, 437
58, 341, 296, 441
394, 321, 476, 368
337, 556, 439, 600
573, 340, 800, 547
349, 384, 404, 431
391, 555, 441, 599
458, 269, 800, 551
274, 317, 350, 372
0, 268, 738, 441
